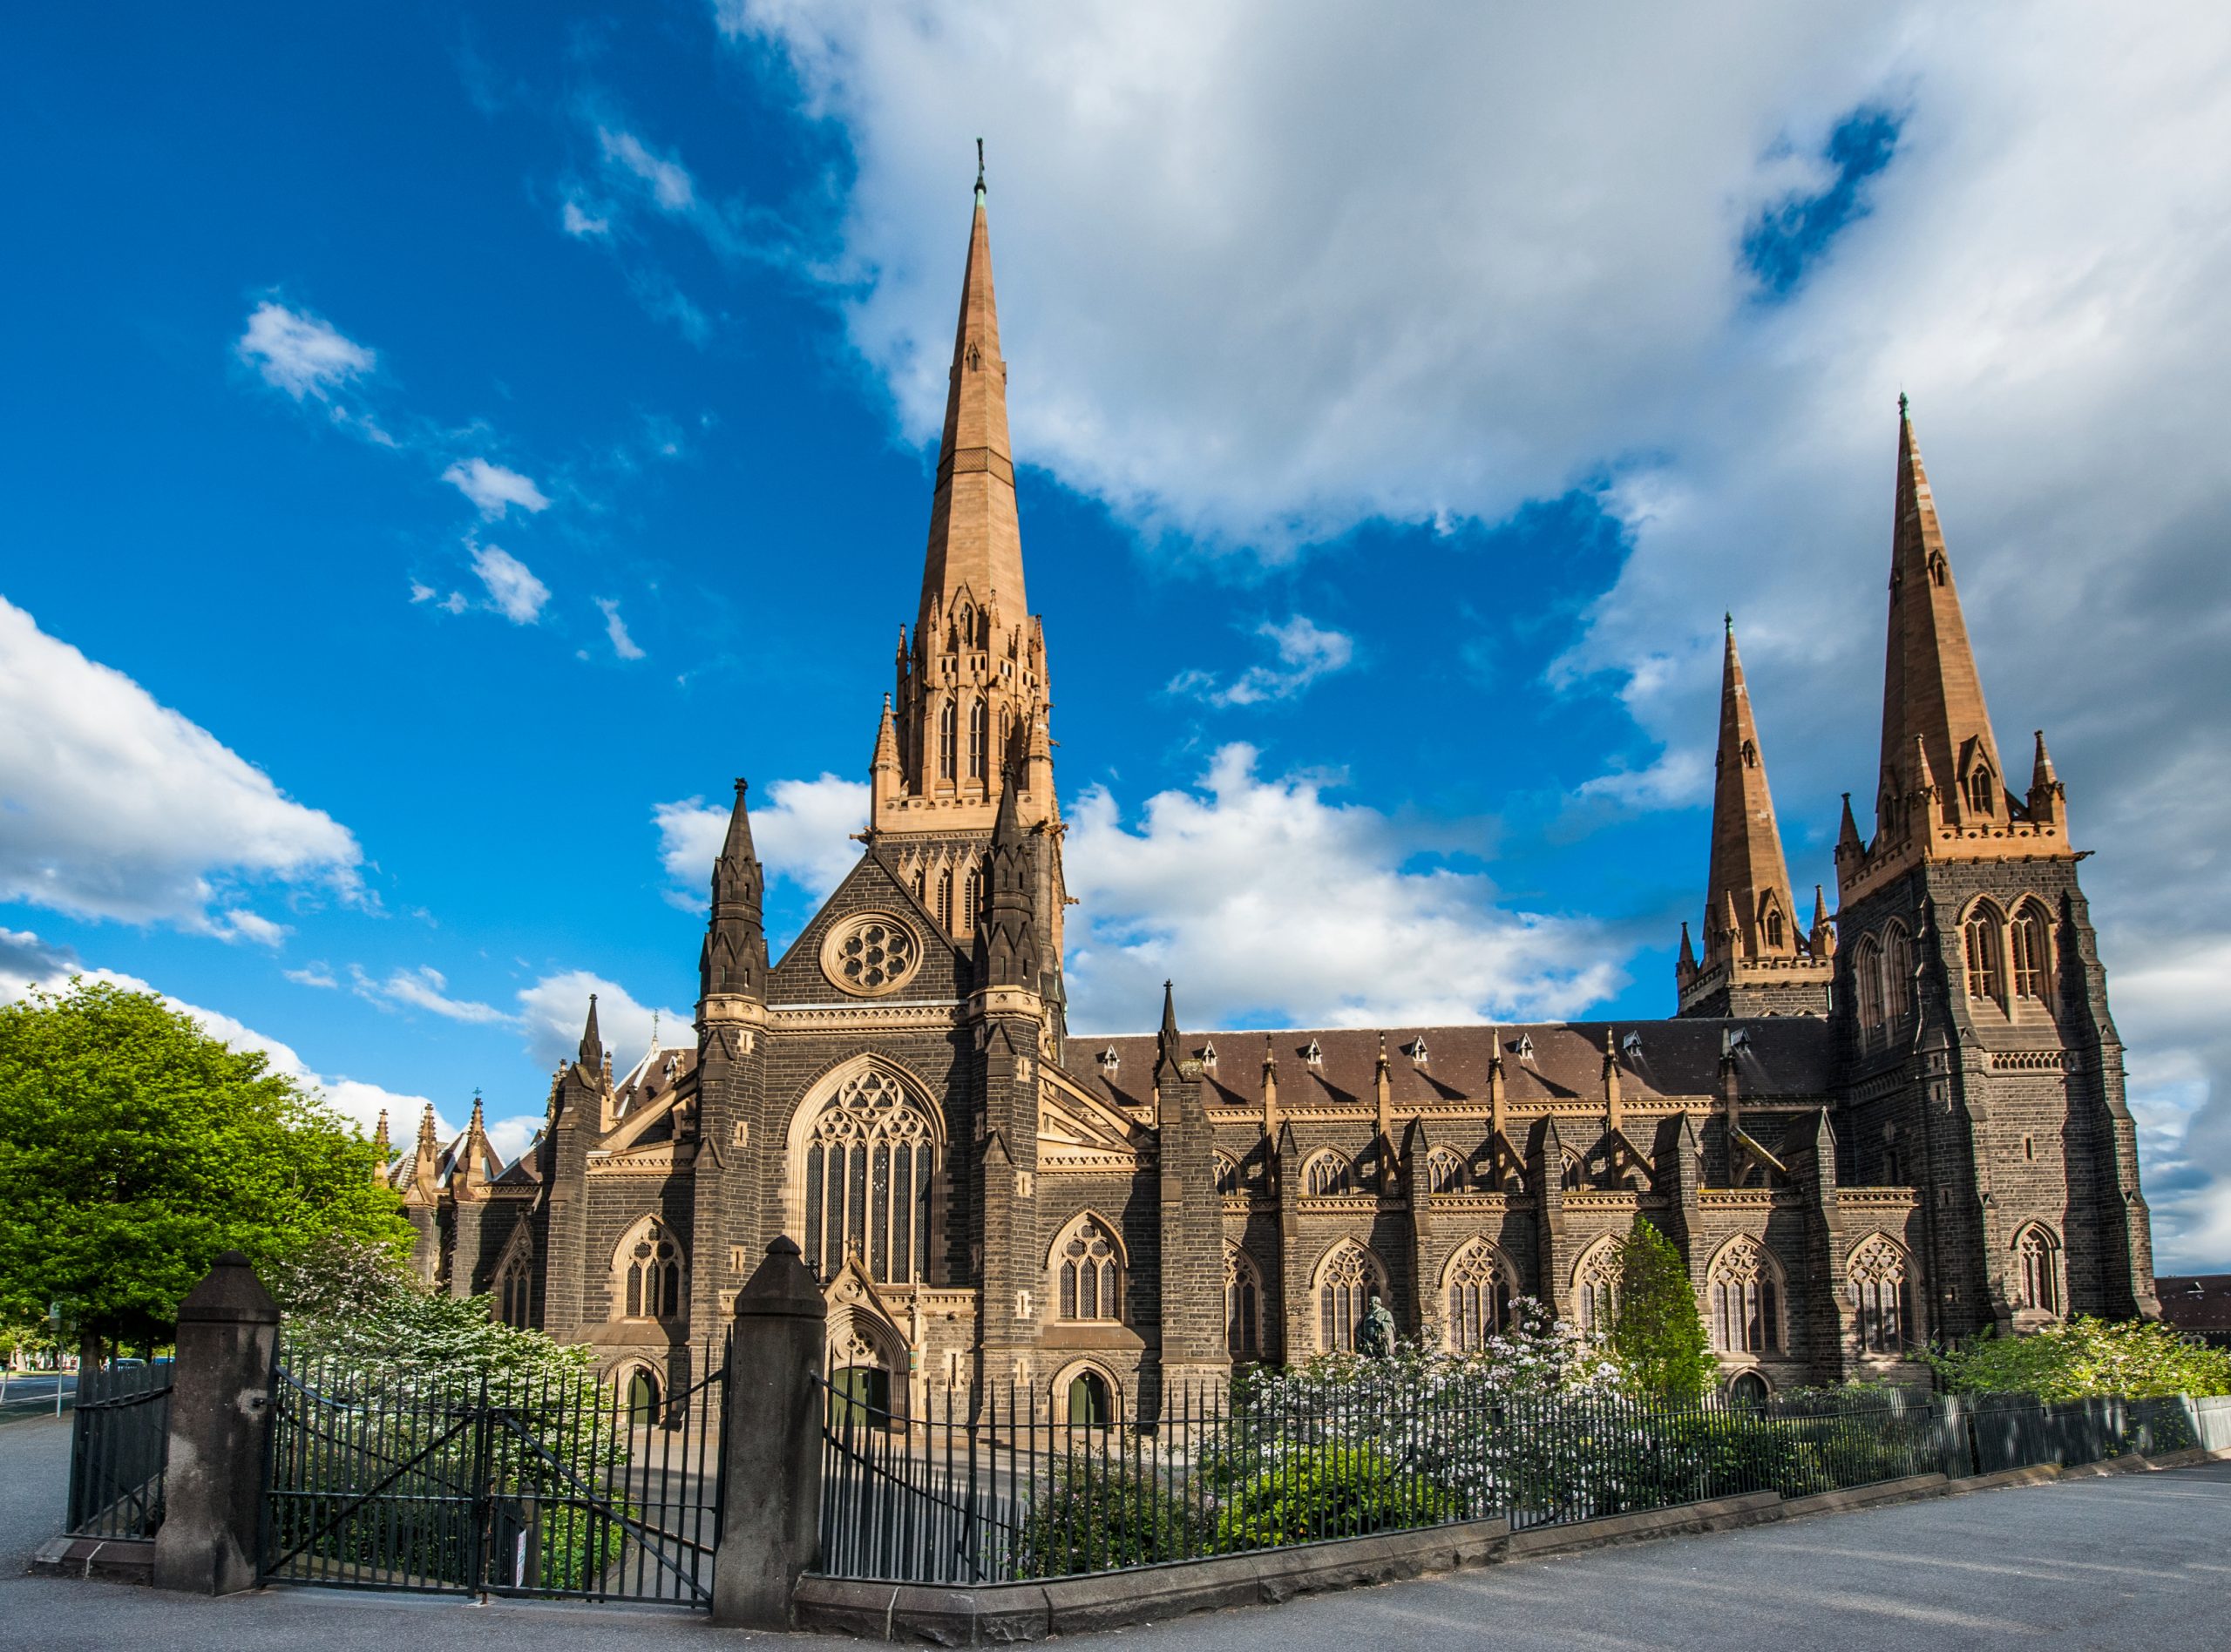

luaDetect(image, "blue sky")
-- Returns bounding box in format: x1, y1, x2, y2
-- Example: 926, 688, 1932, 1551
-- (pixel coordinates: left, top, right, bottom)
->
5, 3, 2230, 1269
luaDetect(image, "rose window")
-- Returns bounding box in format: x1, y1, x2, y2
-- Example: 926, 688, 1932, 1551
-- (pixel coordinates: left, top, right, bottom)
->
822, 913, 923, 997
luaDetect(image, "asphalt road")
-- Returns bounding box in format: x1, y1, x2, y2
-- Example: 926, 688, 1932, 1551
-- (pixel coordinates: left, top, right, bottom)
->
4, 1414, 2228, 1649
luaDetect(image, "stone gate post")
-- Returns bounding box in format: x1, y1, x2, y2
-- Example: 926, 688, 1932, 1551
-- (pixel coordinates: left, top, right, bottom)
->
151, 1250, 281, 1595
711, 1235, 826, 1628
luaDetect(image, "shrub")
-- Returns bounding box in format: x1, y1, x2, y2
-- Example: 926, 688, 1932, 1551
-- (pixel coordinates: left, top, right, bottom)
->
1214, 1442, 1455, 1549
1013, 1455, 1204, 1576
1926, 1316, 2231, 1402
1610, 1216, 1719, 1402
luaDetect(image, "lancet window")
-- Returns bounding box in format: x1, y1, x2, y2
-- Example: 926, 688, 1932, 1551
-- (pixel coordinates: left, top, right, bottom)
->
1882, 924, 1915, 1029
2011, 902, 2051, 1000
1226, 1248, 1262, 1357
938, 700, 957, 782
1847, 1236, 1911, 1354
1573, 1241, 1620, 1335
1317, 1242, 1388, 1353
495, 1247, 533, 1329
967, 698, 988, 781
801, 1068, 936, 1284
1056, 1216, 1123, 1322
1853, 935, 1885, 1039
1965, 902, 2005, 1002
1426, 1147, 1468, 1195
1707, 1237, 1783, 1354
1444, 1242, 1516, 1351
2015, 1225, 2061, 1316
617, 1220, 683, 1322
1303, 1151, 1353, 1196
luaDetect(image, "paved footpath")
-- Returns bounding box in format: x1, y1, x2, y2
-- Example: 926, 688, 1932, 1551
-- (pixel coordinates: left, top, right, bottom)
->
6, 1413, 2229, 1650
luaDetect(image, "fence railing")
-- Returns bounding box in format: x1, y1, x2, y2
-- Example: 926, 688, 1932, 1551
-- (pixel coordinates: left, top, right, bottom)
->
817, 1378, 2228, 1586
262, 1344, 728, 1605
64, 1362, 173, 1540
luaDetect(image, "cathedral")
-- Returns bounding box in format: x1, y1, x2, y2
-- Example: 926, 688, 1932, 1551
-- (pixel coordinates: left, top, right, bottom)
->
383, 167, 2159, 1420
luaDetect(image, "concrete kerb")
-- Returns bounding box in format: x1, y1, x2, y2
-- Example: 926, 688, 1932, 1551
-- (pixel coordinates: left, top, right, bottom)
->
791, 1446, 2231, 1642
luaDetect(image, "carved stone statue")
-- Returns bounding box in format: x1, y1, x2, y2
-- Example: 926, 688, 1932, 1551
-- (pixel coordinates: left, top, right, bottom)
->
1356, 1294, 1396, 1359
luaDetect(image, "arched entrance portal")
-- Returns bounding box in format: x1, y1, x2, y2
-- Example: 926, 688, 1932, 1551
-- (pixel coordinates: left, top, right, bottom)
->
831, 1364, 892, 1429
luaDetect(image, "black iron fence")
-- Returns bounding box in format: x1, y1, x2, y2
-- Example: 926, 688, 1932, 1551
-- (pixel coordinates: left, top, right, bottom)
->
64, 1362, 173, 1540
261, 1344, 726, 1605
817, 1378, 2231, 1586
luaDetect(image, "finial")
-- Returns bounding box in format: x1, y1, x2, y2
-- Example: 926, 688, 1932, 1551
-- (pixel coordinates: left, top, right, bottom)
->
974, 138, 986, 196
1897, 390, 1909, 419
1724, 610, 1733, 634
650, 1009, 661, 1046
733, 777, 748, 797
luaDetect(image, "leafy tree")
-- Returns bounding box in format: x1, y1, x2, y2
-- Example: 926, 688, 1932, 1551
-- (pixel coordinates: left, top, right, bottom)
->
1927, 1315, 2231, 1401
0, 979, 410, 1357
1609, 1215, 1719, 1402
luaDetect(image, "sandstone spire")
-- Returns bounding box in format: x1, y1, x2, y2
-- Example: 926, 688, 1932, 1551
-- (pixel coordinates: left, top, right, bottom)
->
1875, 399, 2005, 834
1700, 619, 1802, 972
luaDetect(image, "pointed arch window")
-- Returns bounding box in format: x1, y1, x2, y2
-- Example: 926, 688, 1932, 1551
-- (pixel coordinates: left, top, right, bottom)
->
1882, 923, 1915, 1029
959, 602, 975, 644
2011, 902, 2051, 1000
1426, 1147, 1467, 1195
1214, 1153, 1243, 1195
1708, 1237, 1784, 1354
1444, 1242, 1516, 1351
2015, 1225, 2061, 1316
937, 700, 958, 782
1055, 1215, 1122, 1322
1561, 1153, 1586, 1192
967, 697, 988, 781
802, 1067, 936, 1284
1964, 903, 2005, 1002
1853, 934, 1885, 1040
1303, 1151, 1352, 1196
1847, 1236, 1911, 1353
1316, 1242, 1388, 1353
495, 1245, 533, 1329
1573, 1242, 1621, 1335
1760, 899, 1785, 951
961, 867, 980, 931
1225, 1248, 1262, 1357
617, 1220, 683, 1322
1965, 765, 1996, 816
936, 870, 953, 932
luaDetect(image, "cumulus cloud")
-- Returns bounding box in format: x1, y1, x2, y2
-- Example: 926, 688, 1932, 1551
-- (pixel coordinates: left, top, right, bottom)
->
284, 962, 339, 989
515, 970, 690, 1072
235, 301, 375, 402
654, 775, 870, 906
353, 965, 511, 1025
0, 595, 362, 931
727, 0, 2231, 1262
1063, 744, 1620, 1032
442, 457, 551, 519
1170, 615, 1354, 708
596, 597, 646, 660
0, 928, 431, 1141
562, 198, 611, 239
469, 542, 551, 624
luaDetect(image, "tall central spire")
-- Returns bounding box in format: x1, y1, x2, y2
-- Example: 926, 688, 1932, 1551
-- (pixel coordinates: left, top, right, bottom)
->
917, 152, 1025, 640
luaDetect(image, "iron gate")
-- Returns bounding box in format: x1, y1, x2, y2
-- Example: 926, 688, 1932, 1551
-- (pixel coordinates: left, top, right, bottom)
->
261, 1344, 727, 1605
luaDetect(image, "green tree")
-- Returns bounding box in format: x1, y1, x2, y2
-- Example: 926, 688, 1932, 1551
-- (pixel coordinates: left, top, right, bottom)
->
0, 979, 410, 1357
1927, 1315, 2231, 1401
1609, 1215, 1719, 1402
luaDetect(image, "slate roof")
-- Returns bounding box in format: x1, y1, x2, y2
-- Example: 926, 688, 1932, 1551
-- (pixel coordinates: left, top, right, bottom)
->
2158, 1275, 2231, 1335
1065, 1018, 1834, 1114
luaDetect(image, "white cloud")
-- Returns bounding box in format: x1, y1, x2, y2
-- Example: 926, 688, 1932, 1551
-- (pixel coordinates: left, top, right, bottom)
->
596, 597, 646, 660
1062, 743, 1621, 1032
1575, 749, 1712, 812
598, 126, 696, 213
214, 908, 290, 947
654, 775, 870, 906
469, 542, 551, 624
235, 301, 375, 402
516, 970, 690, 1072
0, 595, 363, 931
284, 962, 338, 989
442, 457, 551, 519
562, 198, 611, 238
353, 964, 512, 1026
0, 928, 432, 1142
1170, 615, 1355, 707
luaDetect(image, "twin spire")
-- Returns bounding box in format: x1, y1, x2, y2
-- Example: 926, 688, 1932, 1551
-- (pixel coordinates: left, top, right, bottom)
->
1700, 618, 1801, 970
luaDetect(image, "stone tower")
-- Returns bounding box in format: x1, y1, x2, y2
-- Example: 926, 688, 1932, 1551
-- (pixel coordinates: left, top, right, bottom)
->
1678, 618, 1834, 1017
1831, 400, 2155, 1337
871, 159, 1068, 1045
